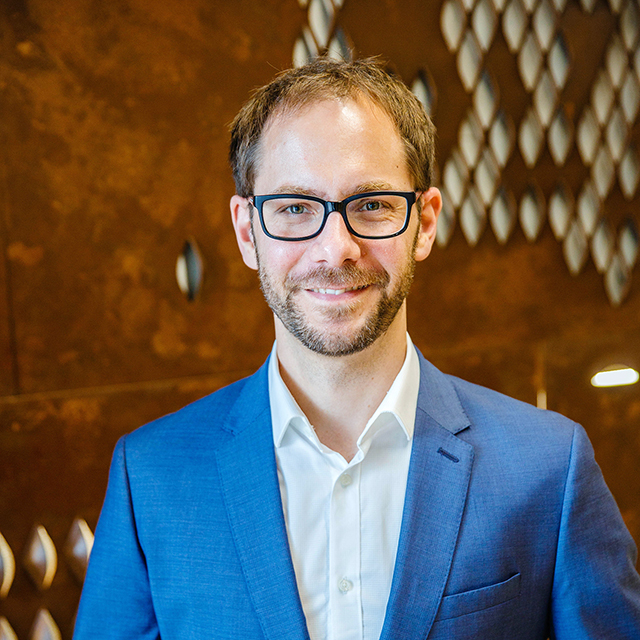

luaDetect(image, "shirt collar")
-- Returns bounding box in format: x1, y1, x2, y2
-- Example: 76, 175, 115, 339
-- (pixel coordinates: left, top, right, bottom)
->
268, 334, 420, 449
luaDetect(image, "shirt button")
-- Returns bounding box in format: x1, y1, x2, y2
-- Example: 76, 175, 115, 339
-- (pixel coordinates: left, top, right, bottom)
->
339, 473, 352, 487
338, 578, 353, 593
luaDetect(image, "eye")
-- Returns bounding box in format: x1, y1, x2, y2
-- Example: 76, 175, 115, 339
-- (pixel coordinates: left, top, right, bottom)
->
362, 200, 382, 211
284, 203, 308, 215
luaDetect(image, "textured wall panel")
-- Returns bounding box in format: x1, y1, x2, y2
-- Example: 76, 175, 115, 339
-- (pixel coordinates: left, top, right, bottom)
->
0, 369, 243, 638
0, 0, 303, 394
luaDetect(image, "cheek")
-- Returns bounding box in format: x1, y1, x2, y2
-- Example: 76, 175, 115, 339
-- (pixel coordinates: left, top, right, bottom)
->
370, 239, 412, 271
255, 240, 306, 278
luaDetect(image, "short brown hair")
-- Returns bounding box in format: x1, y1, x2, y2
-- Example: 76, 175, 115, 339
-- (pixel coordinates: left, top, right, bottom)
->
229, 57, 436, 197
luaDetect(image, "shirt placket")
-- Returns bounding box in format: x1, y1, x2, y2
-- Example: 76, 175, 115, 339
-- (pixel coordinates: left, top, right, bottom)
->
328, 461, 363, 640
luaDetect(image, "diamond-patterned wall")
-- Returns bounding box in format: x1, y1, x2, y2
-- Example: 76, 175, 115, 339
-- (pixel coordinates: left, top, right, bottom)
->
295, 0, 640, 306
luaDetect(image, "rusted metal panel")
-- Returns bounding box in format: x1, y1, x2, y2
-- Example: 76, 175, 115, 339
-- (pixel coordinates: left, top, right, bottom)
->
0, 0, 302, 395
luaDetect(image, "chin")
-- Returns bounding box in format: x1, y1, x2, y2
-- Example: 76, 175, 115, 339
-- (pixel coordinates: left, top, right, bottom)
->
289, 320, 389, 357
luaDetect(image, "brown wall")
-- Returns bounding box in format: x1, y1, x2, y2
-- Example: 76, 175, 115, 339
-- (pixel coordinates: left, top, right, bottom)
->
1, 0, 639, 637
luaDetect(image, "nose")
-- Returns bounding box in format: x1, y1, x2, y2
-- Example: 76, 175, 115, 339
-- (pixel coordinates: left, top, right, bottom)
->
309, 210, 362, 266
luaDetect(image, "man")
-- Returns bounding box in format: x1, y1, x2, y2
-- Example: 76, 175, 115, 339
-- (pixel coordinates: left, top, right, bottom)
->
74, 57, 640, 639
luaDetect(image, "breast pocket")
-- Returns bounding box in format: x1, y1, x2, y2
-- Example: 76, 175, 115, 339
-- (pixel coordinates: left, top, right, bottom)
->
435, 572, 521, 621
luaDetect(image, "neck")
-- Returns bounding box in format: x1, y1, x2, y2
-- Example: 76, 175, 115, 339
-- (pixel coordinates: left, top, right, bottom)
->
275, 313, 408, 461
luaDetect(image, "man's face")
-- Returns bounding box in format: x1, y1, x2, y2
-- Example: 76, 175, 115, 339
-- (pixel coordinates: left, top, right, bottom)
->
231, 97, 440, 357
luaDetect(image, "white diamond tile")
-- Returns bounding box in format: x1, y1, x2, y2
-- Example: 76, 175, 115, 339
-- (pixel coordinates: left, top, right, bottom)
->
534, 70, 557, 127
606, 34, 627, 90
549, 33, 571, 89
490, 110, 514, 168
564, 219, 589, 275
591, 219, 614, 273
549, 108, 573, 165
176, 239, 204, 301
607, 0, 623, 15
412, 72, 436, 117
520, 186, 545, 241
622, 0, 639, 50
293, 34, 314, 68
503, 0, 527, 53
472, 0, 497, 52
473, 71, 498, 129
619, 217, 639, 269
619, 145, 640, 198
579, 0, 597, 12
459, 110, 484, 167
605, 254, 630, 306
441, 0, 467, 52
592, 145, 615, 199
635, 47, 640, 83
533, 0, 556, 52
621, 70, 640, 123
490, 188, 517, 243
577, 107, 600, 165
458, 31, 483, 91
23, 525, 57, 591
64, 518, 94, 583
462, 0, 475, 12
552, 0, 568, 12
519, 32, 543, 91
327, 27, 351, 62
0, 533, 15, 598
592, 70, 615, 125
549, 183, 573, 240
605, 106, 627, 162
29, 609, 61, 640
492, 0, 508, 12
475, 148, 500, 206
522, 0, 537, 12
460, 187, 486, 246
577, 181, 600, 236
0, 618, 18, 640
308, 0, 334, 48
519, 108, 544, 167
436, 189, 457, 248
443, 150, 469, 208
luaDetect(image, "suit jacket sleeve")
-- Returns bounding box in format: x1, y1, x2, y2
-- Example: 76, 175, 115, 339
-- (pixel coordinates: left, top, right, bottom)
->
74, 436, 160, 640
551, 423, 640, 638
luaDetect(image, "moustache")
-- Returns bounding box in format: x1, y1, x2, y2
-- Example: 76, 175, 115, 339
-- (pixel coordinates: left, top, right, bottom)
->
285, 264, 390, 290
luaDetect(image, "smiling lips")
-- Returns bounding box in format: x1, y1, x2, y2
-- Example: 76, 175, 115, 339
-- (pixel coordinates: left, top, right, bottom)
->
287, 265, 390, 298
309, 285, 369, 295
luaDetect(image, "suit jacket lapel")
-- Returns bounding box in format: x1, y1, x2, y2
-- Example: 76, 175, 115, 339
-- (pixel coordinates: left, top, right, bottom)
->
380, 353, 475, 640
216, 362, 310, 640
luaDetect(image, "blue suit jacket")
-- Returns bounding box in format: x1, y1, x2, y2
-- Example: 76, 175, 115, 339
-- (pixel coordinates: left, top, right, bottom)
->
74, 351, 640, 639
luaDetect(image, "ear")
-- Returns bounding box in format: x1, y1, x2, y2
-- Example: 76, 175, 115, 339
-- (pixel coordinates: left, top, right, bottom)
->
230, 195, 258, 271
413, 187, 442, 262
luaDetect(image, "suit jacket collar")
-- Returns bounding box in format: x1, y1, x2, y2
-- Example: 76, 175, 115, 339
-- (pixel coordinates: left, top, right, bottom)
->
415, 351, 471, 435
380, 350, 474, 639
216, 360, 311, 640
217, 350, 474, 640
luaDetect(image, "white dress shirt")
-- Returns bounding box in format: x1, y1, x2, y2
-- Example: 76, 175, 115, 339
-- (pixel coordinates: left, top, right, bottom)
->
268, 334, 420, 640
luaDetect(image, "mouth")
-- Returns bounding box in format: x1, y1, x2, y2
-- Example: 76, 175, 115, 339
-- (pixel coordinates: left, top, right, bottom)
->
308, 285, 369, 295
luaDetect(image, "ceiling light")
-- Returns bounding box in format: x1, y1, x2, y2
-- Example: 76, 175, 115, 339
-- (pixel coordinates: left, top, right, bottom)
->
591, 365, 639, 388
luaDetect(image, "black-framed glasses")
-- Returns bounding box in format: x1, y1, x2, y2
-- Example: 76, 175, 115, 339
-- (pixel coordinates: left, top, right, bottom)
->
249, 191, 418, 241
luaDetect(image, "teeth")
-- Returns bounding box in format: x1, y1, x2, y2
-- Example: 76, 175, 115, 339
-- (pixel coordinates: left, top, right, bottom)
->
312, 285, 365, 295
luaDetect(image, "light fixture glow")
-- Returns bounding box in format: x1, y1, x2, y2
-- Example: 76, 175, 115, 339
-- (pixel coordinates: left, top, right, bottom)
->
591, 366, 639, 388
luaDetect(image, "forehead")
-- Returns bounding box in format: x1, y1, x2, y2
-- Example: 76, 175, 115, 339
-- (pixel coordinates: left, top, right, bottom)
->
254, 97, 410, 195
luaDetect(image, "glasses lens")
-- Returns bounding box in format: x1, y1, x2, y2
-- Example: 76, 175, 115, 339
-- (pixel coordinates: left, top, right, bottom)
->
346, 194, 409, 237
261, 197, 325, 239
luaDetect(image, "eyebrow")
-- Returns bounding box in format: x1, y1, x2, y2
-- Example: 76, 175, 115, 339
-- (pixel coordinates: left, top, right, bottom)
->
267, 181, 401, 198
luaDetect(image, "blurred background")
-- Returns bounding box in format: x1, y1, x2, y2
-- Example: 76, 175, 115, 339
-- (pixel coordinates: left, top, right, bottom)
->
1, 0, 639, 637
